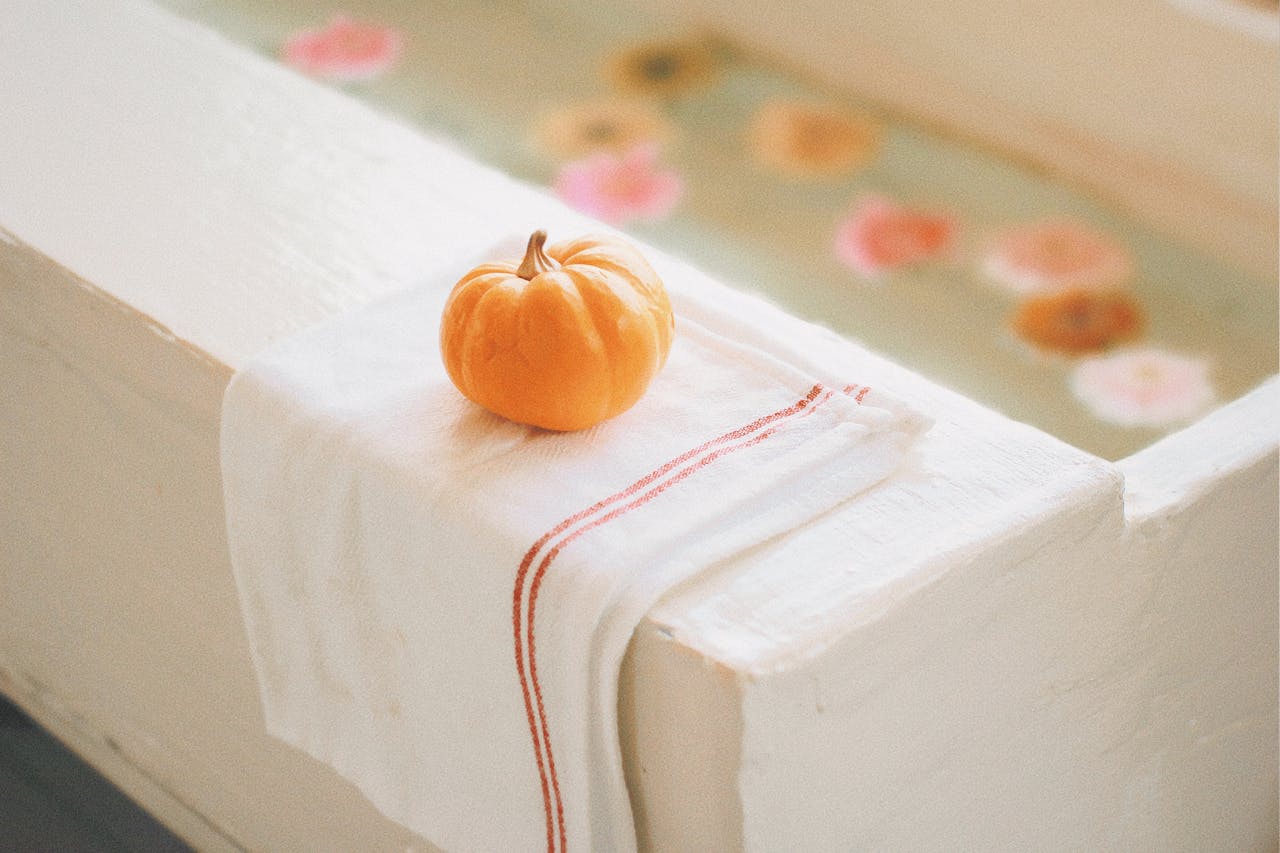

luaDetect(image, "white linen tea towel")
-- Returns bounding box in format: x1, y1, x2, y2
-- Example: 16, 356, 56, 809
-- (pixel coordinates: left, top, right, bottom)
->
221, 237, 929, 853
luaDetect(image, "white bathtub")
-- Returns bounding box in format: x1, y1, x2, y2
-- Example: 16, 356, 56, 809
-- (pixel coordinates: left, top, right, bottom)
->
0, 0, 1274, 849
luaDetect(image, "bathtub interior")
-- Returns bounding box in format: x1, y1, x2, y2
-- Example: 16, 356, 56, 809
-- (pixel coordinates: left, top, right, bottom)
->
159, 0, 1277, 462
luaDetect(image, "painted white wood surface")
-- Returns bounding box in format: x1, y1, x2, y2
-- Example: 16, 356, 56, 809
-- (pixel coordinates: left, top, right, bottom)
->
637, 0, 1280, 279
0, 0, 1274, 849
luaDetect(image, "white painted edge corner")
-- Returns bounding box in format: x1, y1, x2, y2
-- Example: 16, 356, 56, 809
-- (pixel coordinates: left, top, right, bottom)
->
1120, 376, 1279, 523
1166, 0, 1280, 41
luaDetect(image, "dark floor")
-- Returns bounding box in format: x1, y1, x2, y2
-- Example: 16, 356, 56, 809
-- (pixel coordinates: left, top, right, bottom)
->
0, 695, 191, 852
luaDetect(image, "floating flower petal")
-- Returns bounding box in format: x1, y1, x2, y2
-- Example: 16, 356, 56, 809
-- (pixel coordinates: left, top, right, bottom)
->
749, 100, 882, 178
983, 220, 1132, 295
834, 196, 956, 279
1010, 289, 1145, 355
282, 15, 402, 83
603, 39, 718, 98
1070, 348, 1215, 427
553, 145, 683, 225
534, 99, 675, 161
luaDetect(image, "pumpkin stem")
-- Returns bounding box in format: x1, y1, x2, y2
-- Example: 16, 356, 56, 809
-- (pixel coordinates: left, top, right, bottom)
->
516, 230, 559, 280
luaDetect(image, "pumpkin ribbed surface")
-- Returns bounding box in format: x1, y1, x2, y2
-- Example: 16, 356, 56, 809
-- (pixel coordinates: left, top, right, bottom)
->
440, 231, 675, 431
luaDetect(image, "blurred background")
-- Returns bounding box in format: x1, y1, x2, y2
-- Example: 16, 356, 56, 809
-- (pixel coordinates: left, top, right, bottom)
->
160, 0, 1279, 460
0, 695, 188, 852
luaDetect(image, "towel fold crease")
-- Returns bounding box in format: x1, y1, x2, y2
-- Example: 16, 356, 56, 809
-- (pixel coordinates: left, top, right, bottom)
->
221, 238, 928, 852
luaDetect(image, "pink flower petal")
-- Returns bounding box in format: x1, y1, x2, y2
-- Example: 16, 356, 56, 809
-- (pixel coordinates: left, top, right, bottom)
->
282, 15, 402, 83
833, 195, 956, 280
1070, 348, 1215, 427
553, 144, 683, 225
983, 220, 1132, 295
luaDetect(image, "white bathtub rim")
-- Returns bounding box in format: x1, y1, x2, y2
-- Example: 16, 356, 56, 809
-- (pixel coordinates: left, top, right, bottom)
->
3, 0, 1272, 685
1118, 374, 1279, 525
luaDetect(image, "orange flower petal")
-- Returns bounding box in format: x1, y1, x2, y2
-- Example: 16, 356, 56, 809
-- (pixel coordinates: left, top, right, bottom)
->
533, 99, 675, 160
603, 39, 719, 98
553, 145, 684, 225
1071, 348, 1215, 427
1010, 288, 1145, 355
984, 220, 1132, 295
750, 100, 882, 178
834, 195, 956, 279
281, 15, 402, 83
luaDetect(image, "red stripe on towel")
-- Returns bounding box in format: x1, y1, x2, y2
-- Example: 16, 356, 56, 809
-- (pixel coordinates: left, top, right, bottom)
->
509, 383, 822, 852
513, 382, 854, 852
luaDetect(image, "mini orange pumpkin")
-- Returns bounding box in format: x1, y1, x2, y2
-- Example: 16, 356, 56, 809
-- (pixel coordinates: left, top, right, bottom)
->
440, 230, 675, 431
